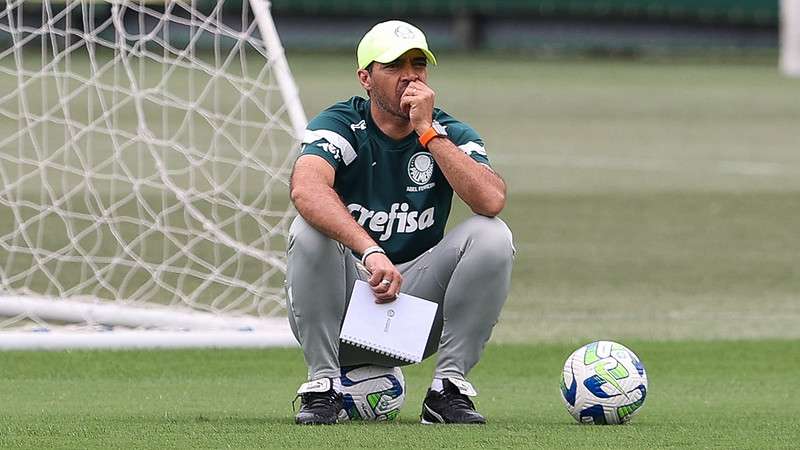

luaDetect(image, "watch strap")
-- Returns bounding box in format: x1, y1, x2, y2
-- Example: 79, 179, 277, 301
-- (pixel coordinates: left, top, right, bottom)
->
418, 126, 443, 148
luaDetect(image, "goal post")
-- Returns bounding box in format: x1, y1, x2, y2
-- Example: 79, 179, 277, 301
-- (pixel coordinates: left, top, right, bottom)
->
782, 0, 800, 77
0, 0, 304, 348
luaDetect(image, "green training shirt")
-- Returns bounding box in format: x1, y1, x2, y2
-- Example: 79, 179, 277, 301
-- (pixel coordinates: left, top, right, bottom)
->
299, 96, 491, 264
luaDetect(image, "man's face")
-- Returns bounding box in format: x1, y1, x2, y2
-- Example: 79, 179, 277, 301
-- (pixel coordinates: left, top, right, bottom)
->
361, 49, 428, 120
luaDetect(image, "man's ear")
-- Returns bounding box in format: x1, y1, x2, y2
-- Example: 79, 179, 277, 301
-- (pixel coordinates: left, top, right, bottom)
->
357, 69, 371, 91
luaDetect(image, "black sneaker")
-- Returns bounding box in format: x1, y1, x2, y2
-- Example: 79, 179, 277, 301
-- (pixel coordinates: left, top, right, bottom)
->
420, 378, 486, 424
294, 378, 343, 425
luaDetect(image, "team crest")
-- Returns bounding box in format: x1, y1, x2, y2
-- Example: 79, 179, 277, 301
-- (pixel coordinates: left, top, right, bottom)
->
394, 25, 415, 39
408, 152, 434, 185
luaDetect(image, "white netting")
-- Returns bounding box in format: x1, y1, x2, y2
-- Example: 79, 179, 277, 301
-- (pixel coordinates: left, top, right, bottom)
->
0, 0, 303, 334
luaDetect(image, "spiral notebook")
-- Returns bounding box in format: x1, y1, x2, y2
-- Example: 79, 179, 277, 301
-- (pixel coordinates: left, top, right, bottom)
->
339, 280, 439, 363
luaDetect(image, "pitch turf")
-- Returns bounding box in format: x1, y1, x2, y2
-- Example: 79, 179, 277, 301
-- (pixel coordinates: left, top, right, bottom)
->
0, 341, 798, 448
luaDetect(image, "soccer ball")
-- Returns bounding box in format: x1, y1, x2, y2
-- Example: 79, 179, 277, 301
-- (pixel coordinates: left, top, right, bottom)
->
560, 341, 648, 424
338, 365, 405, 421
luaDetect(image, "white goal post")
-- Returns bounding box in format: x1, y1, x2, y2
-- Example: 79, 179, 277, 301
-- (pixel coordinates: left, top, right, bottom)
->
782, 0, 800, 77
0, 0, 305, 348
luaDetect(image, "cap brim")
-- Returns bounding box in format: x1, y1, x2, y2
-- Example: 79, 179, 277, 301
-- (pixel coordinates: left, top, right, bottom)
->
368, 45, 437, 69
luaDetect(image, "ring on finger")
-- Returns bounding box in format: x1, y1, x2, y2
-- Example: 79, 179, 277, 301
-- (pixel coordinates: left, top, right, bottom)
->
380, 279, 391, 286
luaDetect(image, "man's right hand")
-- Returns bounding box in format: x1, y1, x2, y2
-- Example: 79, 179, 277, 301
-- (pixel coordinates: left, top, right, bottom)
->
364, 252, 403, 303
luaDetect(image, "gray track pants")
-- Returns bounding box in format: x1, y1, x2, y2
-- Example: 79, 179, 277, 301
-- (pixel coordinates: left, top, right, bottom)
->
286, 214, 514, 381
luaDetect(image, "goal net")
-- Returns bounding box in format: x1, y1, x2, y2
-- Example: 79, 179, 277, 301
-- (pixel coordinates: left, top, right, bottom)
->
0, 0, 305, 348
783, 0, 800, 77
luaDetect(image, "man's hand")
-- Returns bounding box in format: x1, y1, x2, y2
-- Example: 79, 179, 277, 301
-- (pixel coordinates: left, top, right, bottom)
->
400, 80, 435, 135
364, 252, 403, 303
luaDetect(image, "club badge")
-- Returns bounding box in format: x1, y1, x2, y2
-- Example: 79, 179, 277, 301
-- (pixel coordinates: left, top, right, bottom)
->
408, 152, 434, 185
394, 25, 415, 39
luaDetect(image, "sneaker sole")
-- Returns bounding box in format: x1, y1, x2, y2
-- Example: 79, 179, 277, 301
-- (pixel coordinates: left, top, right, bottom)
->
420, 404, 487, 425
420, 404, 445, 424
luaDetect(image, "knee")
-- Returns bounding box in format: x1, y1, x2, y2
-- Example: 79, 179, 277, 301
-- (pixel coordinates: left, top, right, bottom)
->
462, 216, 515, 265
288, 216, 344, 261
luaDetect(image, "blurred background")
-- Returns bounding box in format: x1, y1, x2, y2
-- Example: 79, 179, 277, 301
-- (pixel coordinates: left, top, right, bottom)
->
270, 0, 780, 57
1, 1, 785, 58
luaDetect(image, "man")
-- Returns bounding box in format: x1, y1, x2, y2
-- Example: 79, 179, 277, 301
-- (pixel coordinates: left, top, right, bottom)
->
287, 20, 514, 425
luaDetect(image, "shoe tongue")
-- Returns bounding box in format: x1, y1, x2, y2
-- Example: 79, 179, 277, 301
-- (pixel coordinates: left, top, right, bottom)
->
445, 378, 478, 397
297, 378, 331, 394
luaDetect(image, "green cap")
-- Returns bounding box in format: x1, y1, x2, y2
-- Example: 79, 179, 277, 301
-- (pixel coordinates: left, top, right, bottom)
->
357, 20, 437, 70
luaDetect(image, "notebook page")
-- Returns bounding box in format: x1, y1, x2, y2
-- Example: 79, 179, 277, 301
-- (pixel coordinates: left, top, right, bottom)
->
339, 280, 439, 363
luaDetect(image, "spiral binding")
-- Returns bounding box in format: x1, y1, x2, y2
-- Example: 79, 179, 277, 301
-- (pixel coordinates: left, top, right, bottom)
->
340, 335, 419, 363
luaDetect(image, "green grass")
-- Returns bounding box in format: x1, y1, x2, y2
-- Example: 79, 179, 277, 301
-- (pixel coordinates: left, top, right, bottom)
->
1, 341, 798, 449
496, 191, 800, 342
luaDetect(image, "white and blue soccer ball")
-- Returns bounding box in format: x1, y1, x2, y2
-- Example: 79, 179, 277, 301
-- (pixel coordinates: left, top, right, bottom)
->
338, 365, 405, 421
560, 341, 648, 425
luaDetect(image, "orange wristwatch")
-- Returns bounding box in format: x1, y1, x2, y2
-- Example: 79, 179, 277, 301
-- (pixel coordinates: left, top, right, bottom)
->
418, 122, 448, 148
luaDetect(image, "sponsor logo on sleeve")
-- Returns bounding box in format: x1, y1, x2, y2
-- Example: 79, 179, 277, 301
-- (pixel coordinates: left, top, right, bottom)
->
350, 120, 367, 131
458, 141, 487, 156
315, 142, 342, 161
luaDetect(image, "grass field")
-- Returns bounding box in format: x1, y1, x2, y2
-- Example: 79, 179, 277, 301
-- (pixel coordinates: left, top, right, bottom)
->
1, 51, 799, 448
1, 342, 798, 448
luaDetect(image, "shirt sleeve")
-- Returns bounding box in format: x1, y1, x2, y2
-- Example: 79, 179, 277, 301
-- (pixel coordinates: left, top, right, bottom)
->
298, 111, 358, 170
436, 116, 491, 167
